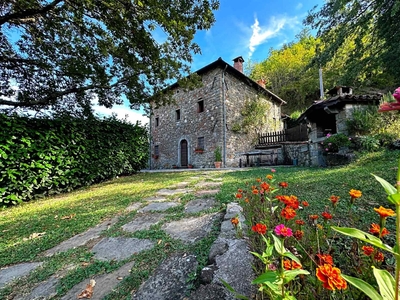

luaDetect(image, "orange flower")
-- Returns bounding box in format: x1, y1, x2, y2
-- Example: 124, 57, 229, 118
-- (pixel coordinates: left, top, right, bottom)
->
309, 214, 319, 220
302, 201, 309, 207
374, 251, 384, 262
252, 189, 259, 195
321, 212, 333, 220
330, 195, 340, 205
362, 245, 374, 256
266, 174, 273, 180
369, 223, 390, 237
256, 178, 261, 182
295, 219, 305, 226
238, 189, 243, 193
349, 189, 362, 199
235, 193, 242, 199
316, 264, 347, 291
252, 223, 267, 235
316, 254, 334, 266
244, 197, 249, 203
276, 195, 299, 209
294, 230, 304, 240
283, 259, 302, 270
279, 182, 288, 188
260, 182, 270, 191
281, 206, 296, 220
231, 217, 239, 227
374, 206, 395, 219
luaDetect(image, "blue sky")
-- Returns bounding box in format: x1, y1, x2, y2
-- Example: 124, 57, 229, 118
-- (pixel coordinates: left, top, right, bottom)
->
98, 0, 324, 124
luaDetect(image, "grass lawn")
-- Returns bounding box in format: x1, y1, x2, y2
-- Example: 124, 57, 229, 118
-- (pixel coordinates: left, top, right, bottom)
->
1, 149, 399, 299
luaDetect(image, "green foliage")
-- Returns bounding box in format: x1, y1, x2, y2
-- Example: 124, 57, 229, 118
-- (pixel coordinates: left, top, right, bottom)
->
241, 97, 273, 134
346, 106, 379, 135
321, 133, 352, 153
0, 0, 219, 114
214, 146, 222, 162
358, 135, 381, 152
0, 114, 148, 205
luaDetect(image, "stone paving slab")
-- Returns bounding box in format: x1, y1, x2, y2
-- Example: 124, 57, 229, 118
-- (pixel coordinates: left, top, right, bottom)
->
138, 202, 179, 213
0, 262, 43, 289
162, 213, 221, 244
61, 261, 135, 300
195, 190, 219, 197
195, 182, 222, 188
142, 196, 167, 202
125, 202, 143, 212
16, 275, 59, 300
122, 213, 165, 232
156, 188, 191, 197
44, 217, 119, 256
171, 182, 191, 189
92, 237, 155, 261
132, 254, 198, 300
184, 198, 217, 214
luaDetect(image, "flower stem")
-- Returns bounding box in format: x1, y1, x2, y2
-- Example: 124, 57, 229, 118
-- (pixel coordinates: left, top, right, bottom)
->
395, 158, 400, 300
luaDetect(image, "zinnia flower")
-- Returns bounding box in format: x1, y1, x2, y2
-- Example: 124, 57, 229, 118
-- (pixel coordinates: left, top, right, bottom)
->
374, 251, 384, 262
256, 178, 261, 182
374, 206, 395, 219
252, 223, 267, 235
281, 206, 296, 220
244, 197, 249, 203
274, 224, 293, 237
278, 182, 288, 188
309, 214, 319, 220
329, 195, 339, 206
266, 174, 273, 180
295, 219, 305, 226
252, 189, 258, 195
294, 230, 304, 240
283, 259, 302, 270
237, 189, 243, 193
235, 193, 242, 199
271, 168, 276, 173
231, 217, 239, 227
362, 245, 374, 256
260, 182, 270, 191
349, 189, 362, 199
302, 201, 309, 207
316, 264, 347, 291
369, 223, 389, 238
321, 212, 333, 220
316, 254, 334, 266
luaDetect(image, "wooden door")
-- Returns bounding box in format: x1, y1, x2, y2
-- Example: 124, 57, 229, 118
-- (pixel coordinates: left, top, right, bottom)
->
180, 140, 188, 167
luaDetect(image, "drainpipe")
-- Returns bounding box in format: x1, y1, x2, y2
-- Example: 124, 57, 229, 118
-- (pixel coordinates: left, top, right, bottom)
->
222, 64, 228, 168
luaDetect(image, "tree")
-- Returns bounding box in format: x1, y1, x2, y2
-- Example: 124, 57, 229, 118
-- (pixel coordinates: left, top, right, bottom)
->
0, 0, 219, 114
305, 0, 398, 89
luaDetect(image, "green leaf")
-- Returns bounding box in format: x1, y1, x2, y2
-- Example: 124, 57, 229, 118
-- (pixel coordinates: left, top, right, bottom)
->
271, 234, 285, 255
372, 267, 395, 300
283, 269, 310, 284
387, 193, 400, 205
342, 274, 383, 300
252, 270, 279, 284
331, 227, 396, 256
220, 279, 249, 300
282, 252, 301, 265
372, 173, 397, 196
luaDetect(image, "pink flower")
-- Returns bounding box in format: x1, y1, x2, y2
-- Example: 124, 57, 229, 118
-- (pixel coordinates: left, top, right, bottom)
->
271, 168, 276, 173
274, 224, 293, 237
325, 148, 329, 151
326, 133, 331, 138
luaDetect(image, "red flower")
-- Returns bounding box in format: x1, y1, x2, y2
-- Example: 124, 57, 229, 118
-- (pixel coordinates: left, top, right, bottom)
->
374, 251, 384, 262
260, 182, 270, 191
302, 201, 309, 207
369, 223, 390, 237
362, 245, 374, 256
316, 264, 347, 290
283, 259, 302, 270
235, 193, 242, 199
294, 230, 304, 240
252, 223, 267, 235
309, 214, 319, 220
321, 212, 333, 220
256, 178, 261, 183
295, 219, 305, 226
330, 195, 340, 205
279, 182, 288, 188
316, 254, 334, 266
252, 189, 259, 195
237, 189, 243, 193
281, 206, 297, 220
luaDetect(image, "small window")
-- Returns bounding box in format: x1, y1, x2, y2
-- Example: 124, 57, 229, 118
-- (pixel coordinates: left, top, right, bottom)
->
176, 109, 180, 121
198, 100, 204, 113
155, 117, 159, 127
197, 137, 204, 150
154, 145, 159, 155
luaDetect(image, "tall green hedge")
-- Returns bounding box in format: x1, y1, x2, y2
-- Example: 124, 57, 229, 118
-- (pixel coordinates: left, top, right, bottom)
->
0, 114, 148, 205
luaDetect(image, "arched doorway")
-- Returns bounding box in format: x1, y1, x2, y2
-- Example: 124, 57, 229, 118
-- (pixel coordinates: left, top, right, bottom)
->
180, 139, 188, 167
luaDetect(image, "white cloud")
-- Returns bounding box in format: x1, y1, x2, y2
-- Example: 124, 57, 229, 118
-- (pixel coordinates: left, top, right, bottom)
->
94, 104, 149, 125
296, 3, 303, 10
248, 17, 286, 57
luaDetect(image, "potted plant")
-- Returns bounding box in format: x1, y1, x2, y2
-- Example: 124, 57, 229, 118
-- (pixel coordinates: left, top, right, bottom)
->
214, 146, 222, 168
194, 148, 204, 154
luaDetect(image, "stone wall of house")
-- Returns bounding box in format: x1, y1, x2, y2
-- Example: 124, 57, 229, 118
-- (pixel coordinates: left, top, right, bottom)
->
280, 142, 322, 167
150, 67, 283, 169
150, 68, 224, 169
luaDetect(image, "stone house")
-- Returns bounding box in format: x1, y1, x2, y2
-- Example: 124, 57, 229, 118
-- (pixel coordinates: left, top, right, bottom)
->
149, 56, 286, 169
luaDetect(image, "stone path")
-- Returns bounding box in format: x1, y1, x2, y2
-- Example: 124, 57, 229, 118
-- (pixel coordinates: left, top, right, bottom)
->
0, 172, 254, 300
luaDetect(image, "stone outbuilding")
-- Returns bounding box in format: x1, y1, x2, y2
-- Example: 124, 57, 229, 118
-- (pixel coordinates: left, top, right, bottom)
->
149, 56, 286, 169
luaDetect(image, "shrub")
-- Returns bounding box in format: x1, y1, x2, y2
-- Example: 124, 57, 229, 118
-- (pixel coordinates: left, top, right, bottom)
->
321, 133, 352, 153
358, 135, 381, 152
0, 114, 148, 205
346, 105, 378, 135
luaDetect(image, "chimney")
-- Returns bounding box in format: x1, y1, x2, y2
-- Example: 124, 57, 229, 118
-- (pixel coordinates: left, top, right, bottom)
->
232, 56, 244, 73
257, 79, 266, 88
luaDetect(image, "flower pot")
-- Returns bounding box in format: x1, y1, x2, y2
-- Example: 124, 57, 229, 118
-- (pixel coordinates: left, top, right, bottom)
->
214, 161, 222, 168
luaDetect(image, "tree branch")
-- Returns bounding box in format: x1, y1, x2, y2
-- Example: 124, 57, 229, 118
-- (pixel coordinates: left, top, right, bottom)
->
0, 0, 64, 26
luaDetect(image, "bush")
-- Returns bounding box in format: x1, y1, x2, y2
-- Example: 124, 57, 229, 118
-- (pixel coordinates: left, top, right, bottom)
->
321, 133, 352, 153
358, 135, 380, 152
0, 114, 148, 205
346, 106, 378, 135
